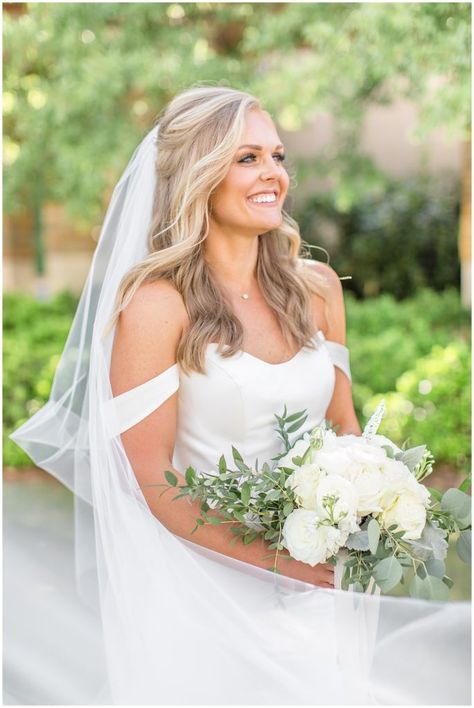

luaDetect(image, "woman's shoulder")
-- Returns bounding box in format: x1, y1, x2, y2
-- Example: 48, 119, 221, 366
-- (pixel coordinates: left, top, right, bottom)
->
298, 258, 346, 341
121, 279, 189, 333
116, 279, 189, 360
297, 258, 343, 295
111, 279, 188, 394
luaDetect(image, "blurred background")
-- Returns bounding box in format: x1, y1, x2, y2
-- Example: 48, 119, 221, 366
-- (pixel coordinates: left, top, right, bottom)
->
2, 6, 471, 687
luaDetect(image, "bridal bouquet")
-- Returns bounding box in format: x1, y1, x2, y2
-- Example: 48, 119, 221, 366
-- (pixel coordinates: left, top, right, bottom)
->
160, 402, 471, 599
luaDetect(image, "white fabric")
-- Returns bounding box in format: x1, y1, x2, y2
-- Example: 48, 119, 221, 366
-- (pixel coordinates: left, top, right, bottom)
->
107, 329, 348, 449
9, 123, 471, 705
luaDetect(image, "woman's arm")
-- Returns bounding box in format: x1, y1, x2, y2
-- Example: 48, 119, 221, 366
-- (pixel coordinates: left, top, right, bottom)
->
110, 280, 334, 588
309, 262, 361, 436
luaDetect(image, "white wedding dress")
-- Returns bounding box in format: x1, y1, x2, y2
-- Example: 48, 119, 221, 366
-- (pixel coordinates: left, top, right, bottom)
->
9, 323, 471, 705
97, 330, 469, 706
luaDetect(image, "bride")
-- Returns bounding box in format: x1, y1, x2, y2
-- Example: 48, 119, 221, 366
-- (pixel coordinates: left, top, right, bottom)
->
11, 85, 470, 705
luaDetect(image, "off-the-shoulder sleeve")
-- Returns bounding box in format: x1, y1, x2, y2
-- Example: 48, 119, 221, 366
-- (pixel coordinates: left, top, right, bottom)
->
317, 331, 352, 383
105, 364, 180, 438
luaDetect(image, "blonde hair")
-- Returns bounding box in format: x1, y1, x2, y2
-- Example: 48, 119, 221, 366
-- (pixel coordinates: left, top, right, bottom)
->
111, 84, 327, 375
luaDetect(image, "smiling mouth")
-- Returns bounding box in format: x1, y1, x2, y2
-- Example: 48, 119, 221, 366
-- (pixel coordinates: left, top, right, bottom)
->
246, 194, 280, 207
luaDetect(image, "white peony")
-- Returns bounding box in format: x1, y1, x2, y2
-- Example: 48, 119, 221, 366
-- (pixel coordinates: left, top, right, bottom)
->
313, 434, 388, 481
282, 509, 346, 566
380, 459, 431, 511
315, 475, 359, 533
285, 463, 326, 510
379, 492, 427, 540
352, 468, 385, 516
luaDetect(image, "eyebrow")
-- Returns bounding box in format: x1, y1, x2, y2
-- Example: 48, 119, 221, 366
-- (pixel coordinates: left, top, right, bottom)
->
238, 144, 285, 151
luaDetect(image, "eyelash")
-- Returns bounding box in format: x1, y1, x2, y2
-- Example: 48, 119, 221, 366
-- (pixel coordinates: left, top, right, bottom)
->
238, 152, 286, 164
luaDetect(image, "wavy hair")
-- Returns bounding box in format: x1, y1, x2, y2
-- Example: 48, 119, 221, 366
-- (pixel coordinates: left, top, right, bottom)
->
111, 84, 328, 375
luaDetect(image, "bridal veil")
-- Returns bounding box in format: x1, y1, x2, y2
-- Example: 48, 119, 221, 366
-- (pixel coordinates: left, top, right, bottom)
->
10, 122, 471, 705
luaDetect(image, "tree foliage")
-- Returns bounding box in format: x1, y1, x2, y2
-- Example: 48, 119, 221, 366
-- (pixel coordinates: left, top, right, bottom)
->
4, 3, 470, 223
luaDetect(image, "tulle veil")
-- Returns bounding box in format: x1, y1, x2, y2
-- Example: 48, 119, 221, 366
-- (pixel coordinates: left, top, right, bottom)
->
10, 124, 471, 705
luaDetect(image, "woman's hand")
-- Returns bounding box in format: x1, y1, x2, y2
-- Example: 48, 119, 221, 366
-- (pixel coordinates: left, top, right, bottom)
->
277, 556, 335, 588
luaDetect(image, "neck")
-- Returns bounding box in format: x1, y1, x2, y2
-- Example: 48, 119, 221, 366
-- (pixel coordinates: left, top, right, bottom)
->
203, 232, 259, 294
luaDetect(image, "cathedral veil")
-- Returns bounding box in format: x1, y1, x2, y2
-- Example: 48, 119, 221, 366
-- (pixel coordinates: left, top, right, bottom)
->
10, 124, 471, 705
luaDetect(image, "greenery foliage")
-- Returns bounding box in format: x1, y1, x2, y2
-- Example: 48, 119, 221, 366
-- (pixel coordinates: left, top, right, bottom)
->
159, 407, 471, 599
298, 177, 461, 297
4, 288, 470, 477
5, 3, 470, 224
3, 292, 78, 466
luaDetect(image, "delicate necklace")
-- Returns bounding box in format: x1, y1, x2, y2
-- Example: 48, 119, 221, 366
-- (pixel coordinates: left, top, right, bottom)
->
240, 293, 250, 300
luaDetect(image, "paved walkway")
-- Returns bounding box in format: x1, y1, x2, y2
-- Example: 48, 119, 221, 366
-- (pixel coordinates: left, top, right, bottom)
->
3, 475, 109, 704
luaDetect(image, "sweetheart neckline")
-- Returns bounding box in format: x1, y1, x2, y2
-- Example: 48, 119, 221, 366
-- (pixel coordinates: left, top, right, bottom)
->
207, 329, 325, 368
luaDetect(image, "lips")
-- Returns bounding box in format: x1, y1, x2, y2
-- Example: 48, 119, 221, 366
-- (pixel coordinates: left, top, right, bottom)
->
247, 189, 279, 199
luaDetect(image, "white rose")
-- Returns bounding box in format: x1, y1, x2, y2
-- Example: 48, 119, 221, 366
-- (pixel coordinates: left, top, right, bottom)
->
380, 459, 431, 511
285, 463, 326, 510
379, 492, 427, 540
313, 435, 388, 480
282, 509, 346, 566
352, 468, 385, 516
315, 475, 359, 533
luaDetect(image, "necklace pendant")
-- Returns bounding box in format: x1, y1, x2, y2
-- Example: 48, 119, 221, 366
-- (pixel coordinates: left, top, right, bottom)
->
241, 293, 249, 300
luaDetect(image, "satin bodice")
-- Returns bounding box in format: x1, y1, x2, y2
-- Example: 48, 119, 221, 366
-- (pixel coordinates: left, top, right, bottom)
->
107, 330, 351, 474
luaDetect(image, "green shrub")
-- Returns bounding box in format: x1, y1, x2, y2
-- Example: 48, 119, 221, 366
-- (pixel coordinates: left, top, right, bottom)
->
3, 292, 78, 467
365, 342, 470, 472
299, 178, 460, 298
3, 288, 470, 474
347, 288, 470, 395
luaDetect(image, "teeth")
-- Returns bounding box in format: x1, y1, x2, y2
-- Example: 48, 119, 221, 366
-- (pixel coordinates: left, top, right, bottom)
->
248, 194, 277, 203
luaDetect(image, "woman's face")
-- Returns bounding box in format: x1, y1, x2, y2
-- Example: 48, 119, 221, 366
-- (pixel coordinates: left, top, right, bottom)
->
209, 108, 289, 236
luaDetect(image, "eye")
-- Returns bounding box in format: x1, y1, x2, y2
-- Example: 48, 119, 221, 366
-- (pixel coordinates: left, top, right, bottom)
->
238, 152, 286, 164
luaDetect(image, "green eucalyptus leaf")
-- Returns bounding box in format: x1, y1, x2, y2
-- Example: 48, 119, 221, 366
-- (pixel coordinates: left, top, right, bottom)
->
456, 530, 471, 564
286, 416, 308, 433
367, 518, 380, 554
442, 575, 454, 589
240, 483, 251, 506
243, 530, 258, 545
164, 470, 178, 487
283, 501, 294, 516
441, 488, 471, 529
409, 574, 449, 601
399, 445, 426, 473
284, 409, 308, 423
407, 521, 448, 561
427, 486, 442, 502
233, 510, 247, 524
185, 466, 196, 486
425, 558, 446, 578
345, 530, 370, 551
218, 455, 227, 475
372, 557, 403, 592
232, 445, 244, 464
381, 445, 394, 459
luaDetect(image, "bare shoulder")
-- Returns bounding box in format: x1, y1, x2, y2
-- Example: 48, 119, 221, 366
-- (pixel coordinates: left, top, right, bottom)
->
299, 259, 343, 295
119, 279, 189, 334
110, 279, 189, 395
299, 259, 346, 342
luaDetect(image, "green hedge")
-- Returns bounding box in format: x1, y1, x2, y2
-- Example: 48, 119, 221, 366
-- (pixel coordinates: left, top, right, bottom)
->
4, 288, 470, 473
3, 292, 78, 467
298, 178, 460, 298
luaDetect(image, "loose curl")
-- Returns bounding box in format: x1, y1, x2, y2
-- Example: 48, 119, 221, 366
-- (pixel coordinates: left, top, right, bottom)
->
110, 84, 328, 375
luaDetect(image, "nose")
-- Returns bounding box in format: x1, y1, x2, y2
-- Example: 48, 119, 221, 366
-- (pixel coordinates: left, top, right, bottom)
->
260, 156, 281, 181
